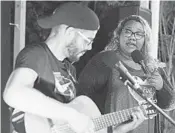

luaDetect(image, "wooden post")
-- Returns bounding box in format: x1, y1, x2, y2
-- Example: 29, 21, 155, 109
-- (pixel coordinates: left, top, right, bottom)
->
150, 0, 160, 59
140, 0, 149, 9
13, 1, 26, 66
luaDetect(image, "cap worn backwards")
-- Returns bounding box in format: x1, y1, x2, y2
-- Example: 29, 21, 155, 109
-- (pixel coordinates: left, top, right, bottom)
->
37, 2, 100, 30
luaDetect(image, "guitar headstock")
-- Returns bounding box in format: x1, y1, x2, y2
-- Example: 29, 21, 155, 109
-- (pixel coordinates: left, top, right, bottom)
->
140, 102, 157, 119
123, 75, 159, 119
137, 83, 158, 119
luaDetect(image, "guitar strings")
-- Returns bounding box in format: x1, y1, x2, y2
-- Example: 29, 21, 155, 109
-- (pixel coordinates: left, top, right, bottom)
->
51, 123, 76, 133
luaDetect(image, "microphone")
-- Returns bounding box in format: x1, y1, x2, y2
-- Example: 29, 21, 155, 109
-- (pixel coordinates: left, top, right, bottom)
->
131, 50, 149, 74
131, 50, 175, 111
116, 61, 140, 88
116, 61, 175, 126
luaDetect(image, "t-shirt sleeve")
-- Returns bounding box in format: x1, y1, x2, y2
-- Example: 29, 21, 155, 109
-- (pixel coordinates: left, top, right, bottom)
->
15, 45, 47, 76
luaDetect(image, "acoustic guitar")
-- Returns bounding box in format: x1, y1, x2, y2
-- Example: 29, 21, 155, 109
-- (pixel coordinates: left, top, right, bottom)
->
24, 95, 156, 133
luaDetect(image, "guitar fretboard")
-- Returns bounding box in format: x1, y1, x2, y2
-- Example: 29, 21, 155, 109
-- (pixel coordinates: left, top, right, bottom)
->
92, 107, 138, 131
51, 106, 152, 133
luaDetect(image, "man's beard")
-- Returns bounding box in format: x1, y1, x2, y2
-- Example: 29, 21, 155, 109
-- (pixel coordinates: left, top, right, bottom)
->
67, 43, 80, 63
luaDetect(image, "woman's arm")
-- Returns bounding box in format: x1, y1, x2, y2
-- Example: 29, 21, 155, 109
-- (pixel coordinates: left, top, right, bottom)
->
77, 56, 111, 95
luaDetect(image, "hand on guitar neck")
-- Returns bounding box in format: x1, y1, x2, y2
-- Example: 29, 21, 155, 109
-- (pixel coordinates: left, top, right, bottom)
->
25, 96, 149, 133
113, 107, 145, 133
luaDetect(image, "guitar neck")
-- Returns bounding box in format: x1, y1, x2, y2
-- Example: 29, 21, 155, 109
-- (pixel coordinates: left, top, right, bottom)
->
92, 106, 138, 131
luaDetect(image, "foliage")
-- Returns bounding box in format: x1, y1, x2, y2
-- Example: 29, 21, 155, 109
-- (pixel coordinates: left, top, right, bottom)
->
159, 1, 175, 86
25, 1, 139, 44
158, 1, 175, 133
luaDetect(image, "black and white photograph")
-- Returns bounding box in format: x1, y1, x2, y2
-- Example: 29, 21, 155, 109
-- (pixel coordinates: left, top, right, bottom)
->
1, 1, 175, 133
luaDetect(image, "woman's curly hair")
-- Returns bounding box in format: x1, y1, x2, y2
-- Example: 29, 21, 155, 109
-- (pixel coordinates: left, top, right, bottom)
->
105, 15, 153, 60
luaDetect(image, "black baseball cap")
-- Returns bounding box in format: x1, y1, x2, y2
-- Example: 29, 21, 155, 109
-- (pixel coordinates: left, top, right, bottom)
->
37, 2, 100, 30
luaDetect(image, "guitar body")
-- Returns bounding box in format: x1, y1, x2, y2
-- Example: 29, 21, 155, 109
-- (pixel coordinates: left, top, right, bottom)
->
24, 96, 107, 133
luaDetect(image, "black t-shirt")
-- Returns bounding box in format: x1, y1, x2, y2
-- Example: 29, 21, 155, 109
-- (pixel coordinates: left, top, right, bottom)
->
12, 43, 77, 133
15, 42, 77, 103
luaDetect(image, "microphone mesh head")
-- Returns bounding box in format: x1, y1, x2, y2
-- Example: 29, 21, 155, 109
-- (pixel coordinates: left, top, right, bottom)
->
131, 50, 144, 64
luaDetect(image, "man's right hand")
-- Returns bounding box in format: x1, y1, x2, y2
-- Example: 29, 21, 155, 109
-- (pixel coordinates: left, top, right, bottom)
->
68, 110, 95, 133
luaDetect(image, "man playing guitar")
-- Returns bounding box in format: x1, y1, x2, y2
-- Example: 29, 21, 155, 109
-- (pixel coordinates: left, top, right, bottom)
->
3, 2, 145, 133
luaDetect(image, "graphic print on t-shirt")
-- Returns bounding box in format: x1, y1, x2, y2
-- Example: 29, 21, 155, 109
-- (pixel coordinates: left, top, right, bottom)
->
124, 76, 157, 105
53, 72, 76, 101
